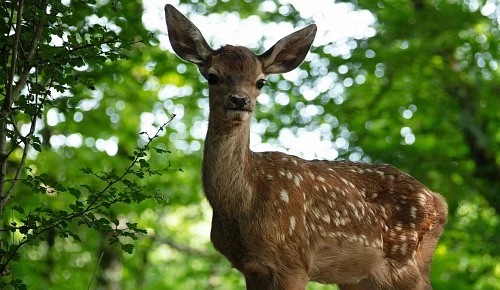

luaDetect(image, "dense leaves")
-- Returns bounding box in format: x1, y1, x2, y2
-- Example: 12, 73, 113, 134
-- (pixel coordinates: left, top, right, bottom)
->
0, 0, 499, 289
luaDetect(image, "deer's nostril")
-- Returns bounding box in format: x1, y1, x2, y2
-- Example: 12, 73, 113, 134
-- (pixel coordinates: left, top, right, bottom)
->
229, 95, 249, 107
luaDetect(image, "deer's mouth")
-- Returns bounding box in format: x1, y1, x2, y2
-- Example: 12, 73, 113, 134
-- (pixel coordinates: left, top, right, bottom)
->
224, 107, 253, 121
224, 107, 252, 112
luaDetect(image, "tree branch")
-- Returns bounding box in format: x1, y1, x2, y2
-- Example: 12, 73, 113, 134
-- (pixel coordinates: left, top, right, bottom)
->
11, 0, 48, 100
2, 0, 24, 119
154, 236, 217, 258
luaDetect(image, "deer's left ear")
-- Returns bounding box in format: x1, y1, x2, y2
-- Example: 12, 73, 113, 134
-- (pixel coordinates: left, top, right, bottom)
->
259, 24, 317, 74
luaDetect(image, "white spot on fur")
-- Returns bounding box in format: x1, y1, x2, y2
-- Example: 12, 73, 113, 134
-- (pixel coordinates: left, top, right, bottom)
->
329, 191, 337, 200
292, 159, 298, 165
410, 206, 417, 218
400, 243, 408, 255
418, 193, 427, 206
294, 176, 301, 187
339, 217, 349, 226
357, 201, 365, 216
380, 207, 388, 219
266, 175, 274, 180
409, 231, 418, 241
423, 189, 433, 197
317, 176, 325, 182
289, 216, 296, 235
280, 190, 289, 203
311, 208, 322, 219
318, 225, 326, 236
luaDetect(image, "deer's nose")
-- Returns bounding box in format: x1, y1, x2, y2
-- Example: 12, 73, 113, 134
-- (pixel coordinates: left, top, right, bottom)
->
228, 95, 249, 109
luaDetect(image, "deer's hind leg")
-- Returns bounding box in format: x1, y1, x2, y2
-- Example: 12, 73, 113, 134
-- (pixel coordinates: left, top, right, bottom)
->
416, 193, 448, 284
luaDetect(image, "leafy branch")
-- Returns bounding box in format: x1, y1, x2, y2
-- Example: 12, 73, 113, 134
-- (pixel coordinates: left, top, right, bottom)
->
0, 117, 176, 280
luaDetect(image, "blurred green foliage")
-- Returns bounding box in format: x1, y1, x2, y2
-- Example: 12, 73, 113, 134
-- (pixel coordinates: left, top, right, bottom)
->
0, 0, 499, 289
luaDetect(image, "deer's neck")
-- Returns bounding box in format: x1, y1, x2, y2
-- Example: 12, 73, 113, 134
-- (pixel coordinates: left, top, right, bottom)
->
202, 119, 255, 217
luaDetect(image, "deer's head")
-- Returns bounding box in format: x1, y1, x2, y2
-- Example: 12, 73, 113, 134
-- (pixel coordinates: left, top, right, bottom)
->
164, 4, 316, 123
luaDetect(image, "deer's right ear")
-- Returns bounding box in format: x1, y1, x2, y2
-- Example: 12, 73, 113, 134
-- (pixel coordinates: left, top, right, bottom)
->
164, 4, 212, 65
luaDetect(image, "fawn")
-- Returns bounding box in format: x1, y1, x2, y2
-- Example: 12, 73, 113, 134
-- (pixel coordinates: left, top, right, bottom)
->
164, 4, 447, 290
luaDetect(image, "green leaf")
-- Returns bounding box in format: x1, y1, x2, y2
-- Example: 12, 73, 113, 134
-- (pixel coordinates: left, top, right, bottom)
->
80, 167, 93, 174
68, 187, 81, 199
139, 159, 149, 168
8, 279, 27, 290
68, 232, 81, 242
121, 243, 134, 254
12, 205, 24, 214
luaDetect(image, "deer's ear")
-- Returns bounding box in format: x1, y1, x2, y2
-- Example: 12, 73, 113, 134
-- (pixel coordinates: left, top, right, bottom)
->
164, 4, 212, 65
259, 24, 317, 74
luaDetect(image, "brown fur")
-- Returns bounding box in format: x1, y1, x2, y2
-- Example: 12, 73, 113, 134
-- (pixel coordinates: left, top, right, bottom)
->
164, 4, 448, 289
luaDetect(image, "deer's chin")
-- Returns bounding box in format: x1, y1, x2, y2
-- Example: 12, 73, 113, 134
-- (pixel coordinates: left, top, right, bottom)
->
226, 109, 252, 121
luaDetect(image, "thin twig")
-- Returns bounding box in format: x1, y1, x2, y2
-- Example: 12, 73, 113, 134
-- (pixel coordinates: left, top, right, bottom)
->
8, 115, 25, 142
88, 251, 104, 290
84, 121, 173, 212
11, 0, 48, 100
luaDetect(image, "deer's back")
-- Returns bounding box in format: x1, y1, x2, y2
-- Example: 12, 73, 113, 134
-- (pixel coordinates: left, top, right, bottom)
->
242, 152, 447, 279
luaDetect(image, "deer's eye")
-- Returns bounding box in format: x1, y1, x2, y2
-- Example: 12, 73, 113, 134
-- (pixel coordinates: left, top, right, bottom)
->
207, 73, 219, 85
256, 79, 267, 89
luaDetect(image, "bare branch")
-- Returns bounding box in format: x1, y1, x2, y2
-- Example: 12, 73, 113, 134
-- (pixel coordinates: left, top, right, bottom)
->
155, 236, 217, 258
1, 109, 39, 210
2, 0, 24, 119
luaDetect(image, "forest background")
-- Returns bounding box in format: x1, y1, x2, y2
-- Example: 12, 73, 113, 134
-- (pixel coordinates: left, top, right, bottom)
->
1, 0, 499, 289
